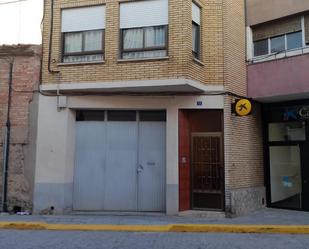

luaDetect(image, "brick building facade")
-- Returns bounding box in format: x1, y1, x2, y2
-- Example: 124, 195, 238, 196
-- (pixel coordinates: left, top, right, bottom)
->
0, 45, 41, 212
34, 0, 265, 216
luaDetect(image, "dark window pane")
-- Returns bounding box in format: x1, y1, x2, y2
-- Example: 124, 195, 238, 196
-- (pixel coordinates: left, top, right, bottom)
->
76, 111, 105, 121
268, 122, 306, 142
107, 111, 136, 121
287, 31, 302, 50
271, 35, 285, 53
192, 22, 200, 57
254, 39, 268, 56
139, 111, 166, 121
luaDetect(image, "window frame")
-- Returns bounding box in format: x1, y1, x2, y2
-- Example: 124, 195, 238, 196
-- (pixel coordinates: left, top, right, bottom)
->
253, 30, 304, 57
61, 29, 105, 62
192, 20, 201, 59
270, 34, 286, 53
120, 25, 168, 59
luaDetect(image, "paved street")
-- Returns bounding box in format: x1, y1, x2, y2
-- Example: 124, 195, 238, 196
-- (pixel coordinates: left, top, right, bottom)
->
0, 230, 309, 249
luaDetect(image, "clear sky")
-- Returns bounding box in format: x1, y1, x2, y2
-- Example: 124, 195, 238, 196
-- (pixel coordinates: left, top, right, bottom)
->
0, 0, 43, 45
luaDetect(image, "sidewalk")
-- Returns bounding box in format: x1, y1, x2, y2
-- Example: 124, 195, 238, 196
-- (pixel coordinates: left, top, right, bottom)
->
0, 208, 308, 234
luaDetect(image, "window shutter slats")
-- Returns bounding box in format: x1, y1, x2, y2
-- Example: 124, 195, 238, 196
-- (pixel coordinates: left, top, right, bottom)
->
120, 0, 168, 29
192, 2, 201, 25
62, 6, 105, 32
252, 16, 301, 41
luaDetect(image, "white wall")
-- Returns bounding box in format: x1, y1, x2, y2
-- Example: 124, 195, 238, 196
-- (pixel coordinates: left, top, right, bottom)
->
34, 94, 224, 214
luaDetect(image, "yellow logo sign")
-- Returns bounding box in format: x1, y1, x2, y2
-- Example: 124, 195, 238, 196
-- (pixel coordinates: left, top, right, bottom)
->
235, 99, 252, 116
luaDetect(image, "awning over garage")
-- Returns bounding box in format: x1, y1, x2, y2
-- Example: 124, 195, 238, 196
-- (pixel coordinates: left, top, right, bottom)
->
40, 78, 224, 95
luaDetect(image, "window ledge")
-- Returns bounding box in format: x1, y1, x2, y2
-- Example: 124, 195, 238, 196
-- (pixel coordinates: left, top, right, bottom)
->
248, 46, 309, 64
192, 57, 205, 66
57, 61, 105, 66
117, 56, 169, 63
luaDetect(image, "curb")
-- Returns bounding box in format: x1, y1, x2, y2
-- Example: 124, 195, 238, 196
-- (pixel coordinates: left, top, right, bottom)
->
0, 222, 309, 234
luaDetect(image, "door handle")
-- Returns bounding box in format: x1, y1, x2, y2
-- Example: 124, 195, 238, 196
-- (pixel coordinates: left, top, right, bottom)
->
304, 180, 309, 184
137, 165, 144, 173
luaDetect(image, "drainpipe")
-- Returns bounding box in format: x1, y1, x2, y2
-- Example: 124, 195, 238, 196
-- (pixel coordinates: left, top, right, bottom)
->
48, 0, 59, 74
1, 61, 13, 213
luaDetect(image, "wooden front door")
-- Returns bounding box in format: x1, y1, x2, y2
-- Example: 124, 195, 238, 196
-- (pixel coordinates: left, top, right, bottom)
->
191, 133, 224, 210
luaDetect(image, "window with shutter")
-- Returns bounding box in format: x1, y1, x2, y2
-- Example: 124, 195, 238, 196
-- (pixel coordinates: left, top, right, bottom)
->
192, 2, 201, 59
61, 6, 105, 63
119, 0, 168, 59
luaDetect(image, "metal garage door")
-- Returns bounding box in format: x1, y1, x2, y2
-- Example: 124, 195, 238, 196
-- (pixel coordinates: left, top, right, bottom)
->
73, 110, 166, 212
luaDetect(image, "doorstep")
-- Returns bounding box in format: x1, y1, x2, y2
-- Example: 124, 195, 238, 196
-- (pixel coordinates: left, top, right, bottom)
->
70, 211, 165, 217
178, 210, 226, 219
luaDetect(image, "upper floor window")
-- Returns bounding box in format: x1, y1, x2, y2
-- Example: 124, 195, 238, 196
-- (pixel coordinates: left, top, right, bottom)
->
286, 31, 303, 50
252, 16, 303, 57
61, 6, 105, 63
254, 39, 268, 56
254, 31, 303, 57
120, 0, 168, 59
192, 2, 201, 59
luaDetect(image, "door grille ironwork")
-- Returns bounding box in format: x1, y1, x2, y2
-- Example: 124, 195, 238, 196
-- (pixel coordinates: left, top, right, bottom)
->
191, 133, 224, 210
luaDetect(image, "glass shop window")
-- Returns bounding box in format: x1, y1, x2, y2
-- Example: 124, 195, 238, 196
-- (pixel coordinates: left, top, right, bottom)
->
268, 122, 306, 142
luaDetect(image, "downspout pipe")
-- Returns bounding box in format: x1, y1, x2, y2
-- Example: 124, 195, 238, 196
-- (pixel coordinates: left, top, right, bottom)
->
48, 0, 59, 74
1, 61, 13, 213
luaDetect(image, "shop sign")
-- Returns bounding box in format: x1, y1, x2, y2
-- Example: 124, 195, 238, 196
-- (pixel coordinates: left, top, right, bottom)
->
283, 106, 309, 120
299, 107, 309, 118
232, 99, 252, 116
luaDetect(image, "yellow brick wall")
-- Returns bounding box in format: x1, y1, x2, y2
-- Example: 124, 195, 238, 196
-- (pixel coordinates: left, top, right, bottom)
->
222, 0, 264, 194
187, 0, 224, 84
42, 0, 224, 85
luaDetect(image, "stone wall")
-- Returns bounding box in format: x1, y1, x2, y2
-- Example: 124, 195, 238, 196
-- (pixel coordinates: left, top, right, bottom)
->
0, 45, 41, 212
230, 186, 266, 216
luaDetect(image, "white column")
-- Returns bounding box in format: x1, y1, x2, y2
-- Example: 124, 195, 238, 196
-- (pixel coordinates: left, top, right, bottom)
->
246, 26, 253, 60
165, 106, 179, 214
